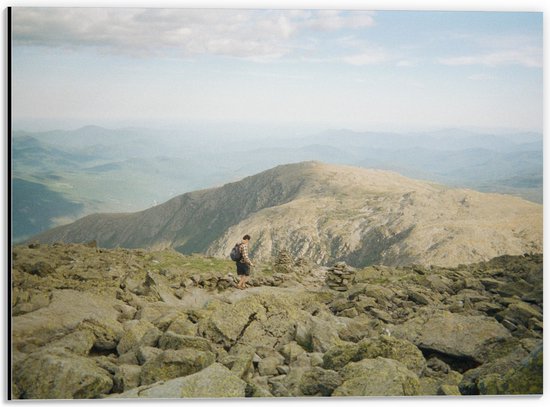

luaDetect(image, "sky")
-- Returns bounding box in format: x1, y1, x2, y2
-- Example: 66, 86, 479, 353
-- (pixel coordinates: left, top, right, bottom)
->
10, 3, 544, 132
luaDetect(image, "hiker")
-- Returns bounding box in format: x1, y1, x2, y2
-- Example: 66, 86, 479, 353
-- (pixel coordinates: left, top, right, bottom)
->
235, 234, 254, 289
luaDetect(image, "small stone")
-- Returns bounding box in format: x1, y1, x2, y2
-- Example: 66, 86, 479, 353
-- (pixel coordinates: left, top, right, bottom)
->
277, 365, 290, 375
501, 319, 518, 332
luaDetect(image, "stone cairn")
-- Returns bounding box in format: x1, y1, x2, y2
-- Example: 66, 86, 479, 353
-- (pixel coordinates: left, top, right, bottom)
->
274, 248, 294, 273
325, 261, 356, 291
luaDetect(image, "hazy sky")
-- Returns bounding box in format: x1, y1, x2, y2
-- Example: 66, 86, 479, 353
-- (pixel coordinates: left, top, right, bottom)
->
11, 6, 543, 132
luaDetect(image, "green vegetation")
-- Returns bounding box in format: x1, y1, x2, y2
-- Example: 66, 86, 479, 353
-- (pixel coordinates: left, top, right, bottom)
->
149, 251, 234, 274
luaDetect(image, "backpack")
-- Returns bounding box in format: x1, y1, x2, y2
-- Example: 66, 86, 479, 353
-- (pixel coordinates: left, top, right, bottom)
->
230, 243, 242, 262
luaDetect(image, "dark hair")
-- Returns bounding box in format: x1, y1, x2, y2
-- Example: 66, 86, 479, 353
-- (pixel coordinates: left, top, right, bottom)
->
243, 234, 251, 241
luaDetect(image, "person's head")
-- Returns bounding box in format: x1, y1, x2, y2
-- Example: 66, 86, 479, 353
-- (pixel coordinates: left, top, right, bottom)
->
242, 234, 251, 243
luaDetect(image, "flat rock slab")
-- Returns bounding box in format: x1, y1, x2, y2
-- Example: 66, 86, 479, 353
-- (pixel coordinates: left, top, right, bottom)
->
394, 310, 510, 362
111, 363, 246, 398
12, 289, 123, 353
333, 357, 420, 397
14, 349, 113, 399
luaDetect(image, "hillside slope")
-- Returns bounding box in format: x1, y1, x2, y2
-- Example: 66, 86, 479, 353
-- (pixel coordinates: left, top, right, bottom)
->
10, 243, 543, 398
31, 161, 542, 267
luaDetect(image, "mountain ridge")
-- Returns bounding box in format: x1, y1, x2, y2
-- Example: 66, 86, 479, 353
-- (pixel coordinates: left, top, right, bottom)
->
30, 161, 542, 268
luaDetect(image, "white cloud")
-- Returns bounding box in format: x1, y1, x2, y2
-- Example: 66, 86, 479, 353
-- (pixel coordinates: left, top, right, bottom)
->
467, 73, 496, 81
341, 48, 389, 65
305, 10, 375, 31
12, 8, 376, 60
437, 31, 542, 69
396, 59, 419, 67
12, 8, 294, 58
438, 47, 542, 68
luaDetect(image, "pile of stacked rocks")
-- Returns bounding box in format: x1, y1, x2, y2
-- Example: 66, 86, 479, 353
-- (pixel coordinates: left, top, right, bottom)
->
325, 262, 356, 291
274, 249, 294, 274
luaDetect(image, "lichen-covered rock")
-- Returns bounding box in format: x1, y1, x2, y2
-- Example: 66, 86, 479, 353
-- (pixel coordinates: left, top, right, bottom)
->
117, 320, 161, 355
136, 346, 163, 366
166, 315, 197, 336
438, 384, 461, 395
496, 301, 542, 328
333, 357, 420, 397
199, 296, 266, 347
459, 338, 531, 394
477, 344, 542, 395
14, 349, 113, 399
137, 302, 188, 329
12, 290, 123, 353
323, 335, 425, 375
199, 290, 311, 351
419, 371, 463, 395
219, 346, 255, 379
359, 336, 426, 376
44, 329, 95, 356
12, 290, 51, 316
113, 364, 142, 393
393, 310, 510, 362
407, 288, 433, 305
111, 363, 247, 398
78, 318, 124, 351
290, 352, 316, 369
258, 356, 283, 377
246, 376, 273, 397
299, 367, 342, 396
268, 375, 291, 397
280, 341, 306, 364
158, 331, 213, 352
139, 349, 215, 385
308, 314, 345, 353
322, 342, 358, 371
337, 314, 376, 342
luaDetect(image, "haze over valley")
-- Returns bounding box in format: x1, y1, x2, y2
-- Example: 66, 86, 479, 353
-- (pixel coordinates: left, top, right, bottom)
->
12, 123, 542, 243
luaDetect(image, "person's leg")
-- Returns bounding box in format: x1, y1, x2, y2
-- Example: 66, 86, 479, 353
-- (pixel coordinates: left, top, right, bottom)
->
236, 262, 244, 288
242, 275, 249, 288
237, 275, 245, 289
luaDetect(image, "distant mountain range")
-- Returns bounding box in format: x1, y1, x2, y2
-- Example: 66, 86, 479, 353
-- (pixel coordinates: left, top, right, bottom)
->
12, 125, 542, 242
30, 162, 542, 268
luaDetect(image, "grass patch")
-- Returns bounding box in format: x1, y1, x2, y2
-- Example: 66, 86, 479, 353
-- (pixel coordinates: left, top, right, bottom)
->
147, 250, 233, 275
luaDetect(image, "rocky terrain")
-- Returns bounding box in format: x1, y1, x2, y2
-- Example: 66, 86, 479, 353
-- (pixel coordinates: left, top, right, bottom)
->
10, 242, 542, 399
31, 161, 542, 268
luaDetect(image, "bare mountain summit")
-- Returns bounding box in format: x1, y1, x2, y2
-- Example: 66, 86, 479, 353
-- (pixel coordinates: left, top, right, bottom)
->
31, 161, 542, 267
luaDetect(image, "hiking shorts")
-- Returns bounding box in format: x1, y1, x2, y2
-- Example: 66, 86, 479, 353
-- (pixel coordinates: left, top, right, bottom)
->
236, 262, 250, 276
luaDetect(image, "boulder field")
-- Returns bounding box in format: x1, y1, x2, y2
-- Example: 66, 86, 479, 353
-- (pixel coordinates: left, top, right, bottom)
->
10, 243, 542, 398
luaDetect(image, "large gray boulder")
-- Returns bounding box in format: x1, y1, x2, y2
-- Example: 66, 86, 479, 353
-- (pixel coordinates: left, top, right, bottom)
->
111, 363, 247, 398
158, 331, 214, 352
14, 349, 113, 399
135, 302, 188, 331
43, 329, 96, 356
393, 310, 510, 362
113, 364, 142, 393
299, 366, 342, 396
12, 289, 124, 353
332, 357, 420, 396
477, 344, 543, 395
198, 289, 311, 350
117, 320, 162, 355
295, 311, 346, 353
323, 335, 426, 375
308, 314, 345, 353
139, 349, 215, 385
219, 345, 256, 379
461, 341, 543, 395
198, 296, 266, 347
